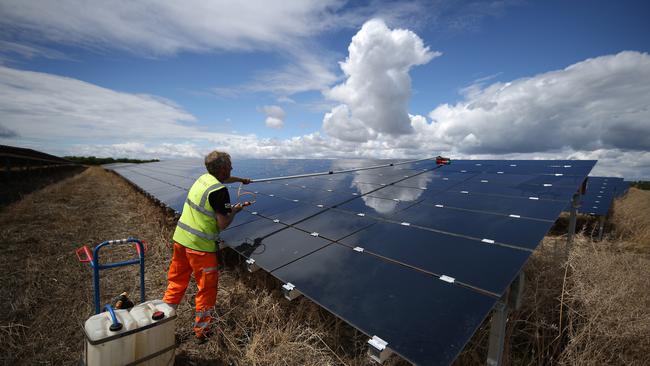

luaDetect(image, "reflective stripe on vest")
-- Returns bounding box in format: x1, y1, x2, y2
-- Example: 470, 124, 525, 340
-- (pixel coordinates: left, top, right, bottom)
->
176, 221, 219, 241
200, 183, 225, 207
173, 173, 225, 252
185, 198, 213, 217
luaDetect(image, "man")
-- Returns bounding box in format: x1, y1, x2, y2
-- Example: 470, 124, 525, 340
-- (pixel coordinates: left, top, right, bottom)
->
163, 150, 251, 343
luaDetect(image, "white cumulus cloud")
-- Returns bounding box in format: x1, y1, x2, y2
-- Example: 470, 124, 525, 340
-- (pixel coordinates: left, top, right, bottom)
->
261, 105, 286, 129
425, 51, 650, 154
322, 18, 440, 142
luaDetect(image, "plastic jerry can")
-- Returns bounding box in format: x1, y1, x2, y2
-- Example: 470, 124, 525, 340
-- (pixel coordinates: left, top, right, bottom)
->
129, 300, 176, 365
83, 307, 137, 366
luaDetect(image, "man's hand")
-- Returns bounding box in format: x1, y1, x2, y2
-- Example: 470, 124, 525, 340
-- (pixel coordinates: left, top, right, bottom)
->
223, 176, 251, 184
231, 203, 244, 213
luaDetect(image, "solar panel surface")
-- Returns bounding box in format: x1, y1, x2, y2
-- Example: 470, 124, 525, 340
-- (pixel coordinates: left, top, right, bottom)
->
578, 177, 624, 216
107, 157, 596, 365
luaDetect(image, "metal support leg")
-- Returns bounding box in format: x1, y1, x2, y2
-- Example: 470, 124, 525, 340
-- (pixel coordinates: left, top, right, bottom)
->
508, 273, 525, 310
487, 299, 508, 366
487, 273, 525, 366
597, 215, 606, 241
567, 193, 580, 250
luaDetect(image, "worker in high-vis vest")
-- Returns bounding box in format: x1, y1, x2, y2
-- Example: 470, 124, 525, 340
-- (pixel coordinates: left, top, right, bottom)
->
163, 150, 251, 343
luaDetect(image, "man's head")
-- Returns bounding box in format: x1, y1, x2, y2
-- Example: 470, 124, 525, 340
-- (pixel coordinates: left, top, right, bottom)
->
205, 150, 232, 181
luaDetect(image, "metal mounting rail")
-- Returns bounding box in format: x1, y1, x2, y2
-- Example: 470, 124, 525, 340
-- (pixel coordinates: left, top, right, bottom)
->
250, 157, 435, 183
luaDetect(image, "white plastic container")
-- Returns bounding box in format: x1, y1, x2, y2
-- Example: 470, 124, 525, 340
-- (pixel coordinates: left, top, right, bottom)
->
84, 308, 137, 366
129, 300, 176, 366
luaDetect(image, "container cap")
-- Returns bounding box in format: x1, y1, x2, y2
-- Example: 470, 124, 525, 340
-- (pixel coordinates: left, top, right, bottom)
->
152, 311, 165, 321
109, 323, 123, 332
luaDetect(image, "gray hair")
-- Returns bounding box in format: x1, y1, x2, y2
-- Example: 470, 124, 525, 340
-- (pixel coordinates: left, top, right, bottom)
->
204, 150, 231, 176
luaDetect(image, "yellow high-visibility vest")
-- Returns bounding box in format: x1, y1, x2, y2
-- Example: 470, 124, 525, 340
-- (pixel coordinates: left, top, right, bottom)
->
172, 173, 225, 252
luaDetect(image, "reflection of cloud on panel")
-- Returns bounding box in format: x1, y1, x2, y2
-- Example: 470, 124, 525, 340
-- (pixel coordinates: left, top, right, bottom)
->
277, 246, 347, 288
360, 196, 399, 214
351, 170, 432, 214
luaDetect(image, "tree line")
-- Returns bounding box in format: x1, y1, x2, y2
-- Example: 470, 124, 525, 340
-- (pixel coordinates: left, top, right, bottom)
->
64, 156, 159, 165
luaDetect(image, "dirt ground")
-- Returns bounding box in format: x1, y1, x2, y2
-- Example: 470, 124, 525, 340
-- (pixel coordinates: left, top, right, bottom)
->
1, 167, 648, 365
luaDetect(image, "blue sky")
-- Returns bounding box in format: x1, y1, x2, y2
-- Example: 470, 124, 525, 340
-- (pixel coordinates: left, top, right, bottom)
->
1, 0, 649, 178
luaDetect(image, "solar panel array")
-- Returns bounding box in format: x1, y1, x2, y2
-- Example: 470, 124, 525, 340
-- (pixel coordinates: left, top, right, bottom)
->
1, 144, 75, 166
577, 176, 629, 216
107, 158, 595, 366
614, 180, 631, 197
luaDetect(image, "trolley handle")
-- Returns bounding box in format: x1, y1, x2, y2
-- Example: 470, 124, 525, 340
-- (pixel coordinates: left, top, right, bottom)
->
75, 238, 147, 266
76, 245, 93, 263
75, 237, 148, 314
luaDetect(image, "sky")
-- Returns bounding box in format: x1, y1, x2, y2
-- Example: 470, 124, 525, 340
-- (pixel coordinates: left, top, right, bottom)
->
0, 0, 649, 179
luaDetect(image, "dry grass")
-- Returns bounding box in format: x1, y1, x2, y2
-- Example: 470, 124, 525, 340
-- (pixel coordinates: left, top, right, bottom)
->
558, 189, 650, 366
560, 237, 650, 365
1, 167, 648, 365
609, 187, 650, 253
0, 166, 174, 364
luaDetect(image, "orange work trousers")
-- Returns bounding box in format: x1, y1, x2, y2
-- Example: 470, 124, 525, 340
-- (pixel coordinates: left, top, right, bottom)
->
163, 242, 219, 338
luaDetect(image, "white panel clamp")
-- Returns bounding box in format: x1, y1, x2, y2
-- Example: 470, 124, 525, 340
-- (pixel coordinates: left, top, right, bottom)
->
353, 246, 364, 253
282, 282, 302, 301
440, 275, 455, 283
357, 213, 366, 217
400, 222, 411, 226
245, 258, 259, 273
310, 232, 320, 237
367, 335, 392, 364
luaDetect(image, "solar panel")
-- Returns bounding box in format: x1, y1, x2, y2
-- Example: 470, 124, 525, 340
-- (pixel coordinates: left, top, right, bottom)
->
338, 222, 530, 295
270, 242, 497, 366
232, 227, 333, 272
107, 157, 596, 365
577, 176, 624, 216
615, 180, 631, 197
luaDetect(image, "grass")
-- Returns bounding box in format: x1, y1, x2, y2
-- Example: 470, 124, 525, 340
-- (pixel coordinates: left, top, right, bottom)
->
1, 167, 648, 365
